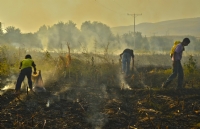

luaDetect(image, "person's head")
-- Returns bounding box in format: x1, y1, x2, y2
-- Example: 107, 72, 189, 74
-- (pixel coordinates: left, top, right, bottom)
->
182, 38, 190, 46
25, 54, 32, 59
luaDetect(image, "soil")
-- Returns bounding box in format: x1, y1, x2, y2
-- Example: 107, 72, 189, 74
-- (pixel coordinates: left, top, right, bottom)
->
1, 66, 200, 129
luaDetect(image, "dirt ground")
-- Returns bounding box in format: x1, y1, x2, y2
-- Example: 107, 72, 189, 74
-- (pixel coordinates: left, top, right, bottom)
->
0, 64, 200, 129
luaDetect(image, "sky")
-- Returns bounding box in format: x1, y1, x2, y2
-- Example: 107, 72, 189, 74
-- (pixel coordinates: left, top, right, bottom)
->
0, 0, 200, 33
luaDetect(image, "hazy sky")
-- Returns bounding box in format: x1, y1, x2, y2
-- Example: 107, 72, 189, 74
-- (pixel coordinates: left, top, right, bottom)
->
0, 0, 199, 33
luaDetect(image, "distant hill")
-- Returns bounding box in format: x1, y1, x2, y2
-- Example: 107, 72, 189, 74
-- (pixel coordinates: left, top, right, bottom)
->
111, 17, 200, 37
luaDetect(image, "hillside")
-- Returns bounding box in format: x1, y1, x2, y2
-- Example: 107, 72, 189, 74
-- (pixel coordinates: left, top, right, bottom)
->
111, 17, 200, 37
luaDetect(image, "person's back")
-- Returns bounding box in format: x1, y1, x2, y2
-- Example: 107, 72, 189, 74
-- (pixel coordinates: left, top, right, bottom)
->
21, 58, 34, 69
15, 54, 37, 94
120, 48, 134, 77
120, 49, 134, 58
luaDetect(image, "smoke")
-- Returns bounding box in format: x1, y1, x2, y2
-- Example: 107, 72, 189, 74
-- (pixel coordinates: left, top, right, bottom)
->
87, 112, 108, 129
80, 21, 115, 53
85, 84, 109, 128
40, 37, 49, 51
1, 83, 15, 90
0, 75, 17, 95
118, 73, 132, 90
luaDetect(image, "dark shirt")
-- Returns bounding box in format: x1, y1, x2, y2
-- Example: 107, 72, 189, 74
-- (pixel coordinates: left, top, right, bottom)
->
120, 49, 134, 58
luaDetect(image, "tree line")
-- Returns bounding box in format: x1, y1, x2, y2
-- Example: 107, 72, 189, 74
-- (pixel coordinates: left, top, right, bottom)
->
0, 20, 200, 54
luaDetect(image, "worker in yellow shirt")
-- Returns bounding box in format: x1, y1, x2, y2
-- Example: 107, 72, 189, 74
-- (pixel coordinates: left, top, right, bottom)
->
15, 54, 37, 94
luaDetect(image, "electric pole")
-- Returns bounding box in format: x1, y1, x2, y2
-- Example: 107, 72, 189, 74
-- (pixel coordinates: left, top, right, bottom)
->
127, 13, 142, 48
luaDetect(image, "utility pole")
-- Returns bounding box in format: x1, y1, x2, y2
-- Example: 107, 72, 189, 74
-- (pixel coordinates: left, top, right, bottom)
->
127, 13, 142, 48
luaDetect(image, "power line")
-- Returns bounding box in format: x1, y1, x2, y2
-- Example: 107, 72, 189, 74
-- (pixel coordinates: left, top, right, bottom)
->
95, 0, 127, 15
113, 0, 132, 13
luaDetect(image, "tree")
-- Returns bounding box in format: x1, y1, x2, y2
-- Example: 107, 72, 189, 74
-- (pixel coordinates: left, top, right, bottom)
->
134, 32, 144, 50
121, 32, 134, 47
21, 33, 42, 49
81, 21, 114, 50
148, 36, 172, 52
141, 35, 150, 51
0, 28, 3, 36
37, 25, 49, 50
46, 21, 81, 51
4, 26, 21, 44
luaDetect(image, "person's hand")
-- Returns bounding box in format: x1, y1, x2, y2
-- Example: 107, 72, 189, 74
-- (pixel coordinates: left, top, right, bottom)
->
33, 71, 37, 74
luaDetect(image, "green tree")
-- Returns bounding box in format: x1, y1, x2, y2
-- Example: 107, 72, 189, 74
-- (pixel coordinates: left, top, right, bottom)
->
184, 55, 199, 88
4, 26, 21, 43
141, 35, 150, 51
81, 21, 114, 49
148, 36, 172, 52
121, 32, 134, 47
135, 32, 144, 50
45, 21, 81, 51
37, 25, 49, 50
21, 33, 42, 49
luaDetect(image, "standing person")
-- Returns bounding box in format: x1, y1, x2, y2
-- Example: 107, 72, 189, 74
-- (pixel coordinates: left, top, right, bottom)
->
15, 54, 37, 94
120, 48, 134, 77
162, 38, 190, 89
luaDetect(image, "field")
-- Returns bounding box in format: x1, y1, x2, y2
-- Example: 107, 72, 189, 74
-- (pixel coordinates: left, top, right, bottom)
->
0, 48, 200, 129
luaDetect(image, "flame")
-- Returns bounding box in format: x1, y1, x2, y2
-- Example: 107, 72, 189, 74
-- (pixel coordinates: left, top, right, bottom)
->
2, 83, 15, 90
46, 100, 50, 107
119, 74, 132, 90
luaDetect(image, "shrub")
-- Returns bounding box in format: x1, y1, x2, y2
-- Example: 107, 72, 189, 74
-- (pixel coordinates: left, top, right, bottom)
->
183, 55, 199, 88
0, 46, 10, 77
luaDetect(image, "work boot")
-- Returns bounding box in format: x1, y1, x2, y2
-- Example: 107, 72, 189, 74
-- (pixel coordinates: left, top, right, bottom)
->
13, 90, 20, 95
29, 88, 33, 92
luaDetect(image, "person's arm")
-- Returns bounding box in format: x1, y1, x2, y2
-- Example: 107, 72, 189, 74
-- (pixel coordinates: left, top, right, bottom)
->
130, 50, 134, 70
173, 44, 182, 66
132, 57, 134, 67
172, 52, 177, 67
173, 52, 177, 61
119, 53, 123, 58
19, 61, 22, 69
32, 61, 37, 74
132, 57, 134, 71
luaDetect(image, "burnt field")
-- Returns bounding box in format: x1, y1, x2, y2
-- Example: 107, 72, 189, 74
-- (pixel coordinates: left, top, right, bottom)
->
0, 53, 200, 129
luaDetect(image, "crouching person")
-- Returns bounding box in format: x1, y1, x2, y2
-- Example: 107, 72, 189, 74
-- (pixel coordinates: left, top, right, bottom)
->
15, 54, 37, 94
120, 48, 134, 77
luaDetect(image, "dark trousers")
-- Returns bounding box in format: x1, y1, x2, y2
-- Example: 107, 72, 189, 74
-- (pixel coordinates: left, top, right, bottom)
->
164, 60, 184, 88
15, 67, 32, 91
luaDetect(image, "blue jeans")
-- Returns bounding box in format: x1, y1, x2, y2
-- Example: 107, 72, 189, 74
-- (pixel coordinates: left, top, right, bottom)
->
164, 60, 183, 88
122, 53, 131, 76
